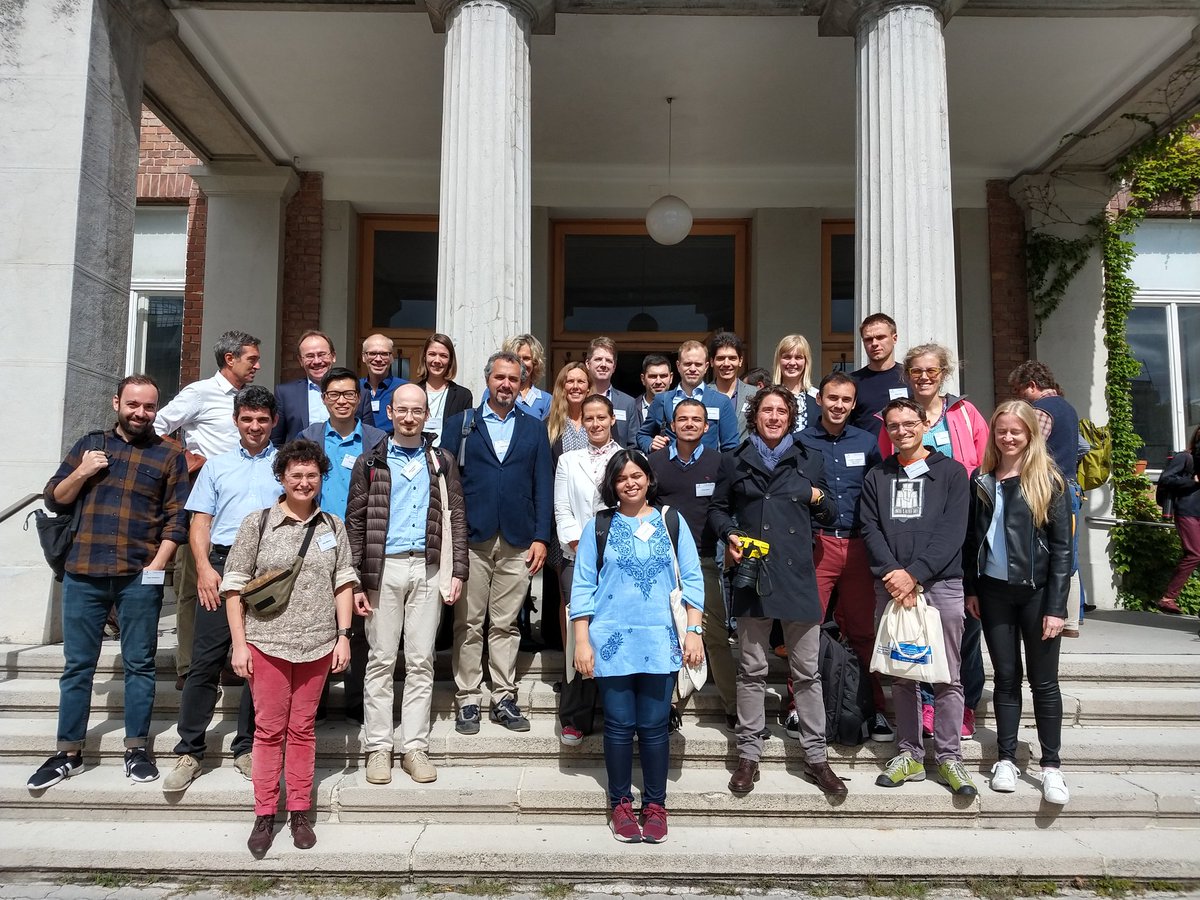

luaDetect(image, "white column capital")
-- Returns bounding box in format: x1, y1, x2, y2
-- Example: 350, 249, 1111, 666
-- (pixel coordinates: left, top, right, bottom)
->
426, 0, 556, 35
189, 163, 300, 201
819, 0, 966, 37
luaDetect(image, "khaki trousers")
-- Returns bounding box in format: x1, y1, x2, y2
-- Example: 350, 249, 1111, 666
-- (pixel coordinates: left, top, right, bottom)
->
363, 553, 441, 753
454, 535, 530, 706
173, 544, 198, 676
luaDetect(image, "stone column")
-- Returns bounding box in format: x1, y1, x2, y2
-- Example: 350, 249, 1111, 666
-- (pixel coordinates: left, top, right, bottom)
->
825, 1, 962, 387
427, 0, 553, 396
189, 164, 299, 386
0, 0, 172, 644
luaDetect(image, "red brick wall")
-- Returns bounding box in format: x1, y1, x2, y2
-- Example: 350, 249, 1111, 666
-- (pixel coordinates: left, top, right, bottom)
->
181, 194, 208, 386
279, 172, 325, 383
986, 180, 1030, 407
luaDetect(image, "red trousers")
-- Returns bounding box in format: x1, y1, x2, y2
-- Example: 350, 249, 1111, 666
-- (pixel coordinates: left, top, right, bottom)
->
814, 533, 886, 714
247, 645, 331, 816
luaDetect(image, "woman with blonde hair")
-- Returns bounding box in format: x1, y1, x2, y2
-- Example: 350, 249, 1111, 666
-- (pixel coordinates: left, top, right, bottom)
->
546, 362, 594, 452
771, 334, 820, 432
963, 400, 1072, 805
503, 333, 551, 419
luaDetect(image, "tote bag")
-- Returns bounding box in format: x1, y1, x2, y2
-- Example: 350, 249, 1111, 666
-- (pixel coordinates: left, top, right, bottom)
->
870, 591, 950, 684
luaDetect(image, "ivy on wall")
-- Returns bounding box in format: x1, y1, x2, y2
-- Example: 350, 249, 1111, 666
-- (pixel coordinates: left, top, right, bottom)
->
1026, 116, 1200, 612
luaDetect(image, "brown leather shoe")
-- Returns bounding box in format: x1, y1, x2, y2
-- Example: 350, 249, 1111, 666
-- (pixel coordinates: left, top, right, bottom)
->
247, 814, 275, 858
289, 810, 317, 849
806, 760, 848, 796
728, 758, 760, 794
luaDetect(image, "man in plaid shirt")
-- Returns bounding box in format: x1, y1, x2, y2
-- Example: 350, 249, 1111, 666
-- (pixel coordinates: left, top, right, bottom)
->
27, 375, 189, 790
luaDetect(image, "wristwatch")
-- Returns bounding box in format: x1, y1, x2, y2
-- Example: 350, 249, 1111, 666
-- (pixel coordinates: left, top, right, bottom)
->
686, 625, 704, 635
336, 627, 352, 638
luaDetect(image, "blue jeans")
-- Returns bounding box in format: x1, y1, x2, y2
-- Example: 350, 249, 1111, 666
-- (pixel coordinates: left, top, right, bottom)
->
595, 673, 674, 809
921, 612, 983, 710
59, 573, 162, 751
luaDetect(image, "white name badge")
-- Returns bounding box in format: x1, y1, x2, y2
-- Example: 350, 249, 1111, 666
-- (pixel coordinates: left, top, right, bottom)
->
695, 482, 715, 497
425, 417, 443, 434
845, 452, 866, 467
889, 388, 908, 400
493, 439, 510, 457
706, 406, 721, 420
634, 520, 657, 542
141, 569, 165, 586
614, 409, 627, 422
903, 458, 930, 478
934, 430, 951, 446
401, 458, 424, 480
371, 400, 381, 412
317, 532, 337, 552
341, 453, 357, 470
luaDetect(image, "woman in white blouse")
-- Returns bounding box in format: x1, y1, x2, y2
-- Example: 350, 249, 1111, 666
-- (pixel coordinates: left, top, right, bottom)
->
553, 394, 621, 745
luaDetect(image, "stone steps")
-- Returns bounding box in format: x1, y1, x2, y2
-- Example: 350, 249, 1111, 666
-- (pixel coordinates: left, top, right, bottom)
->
0, 819, 1195, 880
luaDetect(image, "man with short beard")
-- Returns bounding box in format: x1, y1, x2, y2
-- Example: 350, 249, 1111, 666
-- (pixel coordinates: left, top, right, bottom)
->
29, 375, 188, 790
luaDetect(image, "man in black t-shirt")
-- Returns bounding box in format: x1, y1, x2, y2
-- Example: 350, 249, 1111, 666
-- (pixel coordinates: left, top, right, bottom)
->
850, 313, 910, 436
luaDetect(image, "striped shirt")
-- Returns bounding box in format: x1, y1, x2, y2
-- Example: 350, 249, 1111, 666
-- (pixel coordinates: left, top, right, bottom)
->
44, 427, 189, 577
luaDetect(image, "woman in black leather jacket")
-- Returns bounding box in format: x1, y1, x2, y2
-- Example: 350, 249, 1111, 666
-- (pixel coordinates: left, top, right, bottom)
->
964, 400, 1072, 806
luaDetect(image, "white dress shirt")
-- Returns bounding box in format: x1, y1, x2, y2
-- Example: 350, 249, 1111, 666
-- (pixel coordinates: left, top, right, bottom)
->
153, 371, 240, 458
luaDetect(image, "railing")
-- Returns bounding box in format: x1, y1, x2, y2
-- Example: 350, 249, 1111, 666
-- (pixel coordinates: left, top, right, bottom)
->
0, 494, 42, 526
1086, 515, 1176, 531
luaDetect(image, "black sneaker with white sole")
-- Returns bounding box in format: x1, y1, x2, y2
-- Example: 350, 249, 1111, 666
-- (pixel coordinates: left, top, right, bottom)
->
489, 698, 531, 732
870, 712, 896, 743
455, 704, 481, 735
124, 747, 160, 783
27, 751, 83, 790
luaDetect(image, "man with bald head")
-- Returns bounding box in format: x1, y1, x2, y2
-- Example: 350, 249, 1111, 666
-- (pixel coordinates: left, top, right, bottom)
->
345, 383, 468, 785
357, 333, 408, 434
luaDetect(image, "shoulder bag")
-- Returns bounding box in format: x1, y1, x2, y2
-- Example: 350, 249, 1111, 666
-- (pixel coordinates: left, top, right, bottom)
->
241, 509, 327, 617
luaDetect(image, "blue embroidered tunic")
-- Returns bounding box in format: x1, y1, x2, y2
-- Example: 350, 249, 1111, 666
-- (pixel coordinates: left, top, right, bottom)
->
569, 509, 704, 678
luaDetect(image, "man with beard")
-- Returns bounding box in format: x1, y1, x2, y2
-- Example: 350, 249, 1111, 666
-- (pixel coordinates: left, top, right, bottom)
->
29, 375, 189, 790
272, 330, 339, 445
442, 352, 553, 734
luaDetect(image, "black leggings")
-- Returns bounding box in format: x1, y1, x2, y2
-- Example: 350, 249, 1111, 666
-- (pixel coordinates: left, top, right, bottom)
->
978, 576, 1063, 768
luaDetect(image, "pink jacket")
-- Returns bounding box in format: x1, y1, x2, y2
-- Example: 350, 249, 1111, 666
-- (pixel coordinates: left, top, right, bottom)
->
877, 395, 989, 472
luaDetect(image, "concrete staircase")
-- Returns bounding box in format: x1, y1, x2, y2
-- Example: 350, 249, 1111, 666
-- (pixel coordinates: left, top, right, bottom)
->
1, 610, 1198, 882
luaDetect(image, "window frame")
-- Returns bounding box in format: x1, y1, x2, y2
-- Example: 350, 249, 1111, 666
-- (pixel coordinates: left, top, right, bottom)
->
1131, 290, 1199, 467
821, 220, 856, 374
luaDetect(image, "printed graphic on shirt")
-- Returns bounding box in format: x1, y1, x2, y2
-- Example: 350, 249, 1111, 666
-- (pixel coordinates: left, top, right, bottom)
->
608, 516, 673, 599
599, 630, 625, 661
890, 478, 925, 520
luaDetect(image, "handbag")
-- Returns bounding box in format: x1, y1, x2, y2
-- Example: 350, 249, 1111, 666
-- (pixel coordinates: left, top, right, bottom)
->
661, 505, 708, 700
430, 448, 456, 604
241, 510, 324, 617
870, 590, 951, 684
26, 431, 107, 580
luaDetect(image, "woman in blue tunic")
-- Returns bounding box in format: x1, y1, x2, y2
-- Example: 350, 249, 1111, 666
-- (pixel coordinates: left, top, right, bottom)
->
570, 449, 704, 845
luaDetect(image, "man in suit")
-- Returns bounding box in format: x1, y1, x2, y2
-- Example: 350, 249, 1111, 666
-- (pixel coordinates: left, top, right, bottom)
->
585, 336, 639, 447
632, 353, 673, 436
271, 330, 338, 446
442, 351, 553, 734
709, 331, 758, 443
637, 340, 739, 453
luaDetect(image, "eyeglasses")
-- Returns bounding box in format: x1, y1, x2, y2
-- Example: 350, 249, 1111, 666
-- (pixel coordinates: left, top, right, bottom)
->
907, 367, 943, 380
323, 390, 359, 401
363, 351, 392, 359
391, 408, 426, 419
884, 420, 924, 433
301, 352, 332, 363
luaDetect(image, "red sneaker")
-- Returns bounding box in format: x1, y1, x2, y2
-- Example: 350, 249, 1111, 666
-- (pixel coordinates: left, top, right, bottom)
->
961, 707, 976, 740
639, 802, 668, 844
560, 726, 584, 746
921, 704, 935, 737
610, 798, 641, 843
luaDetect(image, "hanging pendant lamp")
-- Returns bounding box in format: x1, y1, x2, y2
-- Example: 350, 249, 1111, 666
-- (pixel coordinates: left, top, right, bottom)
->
645, 97, 693, 246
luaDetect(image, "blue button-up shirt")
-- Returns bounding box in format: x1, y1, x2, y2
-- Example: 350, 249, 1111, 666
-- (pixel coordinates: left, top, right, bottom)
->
668, 442, 705, 468
185, 443, 280, 546
359, 375, 407, 433
668, 384, 706, 408
481, 404, 518, 463
798, 422, 881, 531
385, 443, 430, 554
306, 380, 330, 428
320, 423, 369, 519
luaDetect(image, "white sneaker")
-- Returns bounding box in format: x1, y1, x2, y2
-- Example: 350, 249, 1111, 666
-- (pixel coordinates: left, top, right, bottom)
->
989, 759, 1020, 793
1041, 767, 1070, 805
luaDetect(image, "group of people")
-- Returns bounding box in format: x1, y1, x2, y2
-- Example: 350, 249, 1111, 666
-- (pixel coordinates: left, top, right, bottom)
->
29, 314, 1090, 852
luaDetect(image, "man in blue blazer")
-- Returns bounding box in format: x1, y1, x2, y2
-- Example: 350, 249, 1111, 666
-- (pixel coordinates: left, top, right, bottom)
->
271, 330, 338, 446
637, 339, 739, 453
441, 351, 553, 735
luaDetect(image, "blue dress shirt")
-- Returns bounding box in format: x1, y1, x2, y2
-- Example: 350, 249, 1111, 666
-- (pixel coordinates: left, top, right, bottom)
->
798, 422, 882, 531
360, 375, 407, 433
320, 423, 369, 519
984, 481, 1008, 580
384, 443, 430, 554
668, 442, 705, 467
481, 404, 518, 462
306, 380, 330, 428
185, 444, 280, 546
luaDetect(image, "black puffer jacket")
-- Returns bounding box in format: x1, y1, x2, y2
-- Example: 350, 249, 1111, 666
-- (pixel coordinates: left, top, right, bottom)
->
963, 471, 1072, 617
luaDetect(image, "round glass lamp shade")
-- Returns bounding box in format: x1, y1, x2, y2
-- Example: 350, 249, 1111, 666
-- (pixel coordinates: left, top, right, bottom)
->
645, 194, 693, 245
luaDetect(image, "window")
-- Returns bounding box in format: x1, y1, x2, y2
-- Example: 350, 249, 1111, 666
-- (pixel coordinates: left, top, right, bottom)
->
822, 221, 855, 374
1128, 220, 1200, 467
129, 207, 187, 405
358, 216, 440, 378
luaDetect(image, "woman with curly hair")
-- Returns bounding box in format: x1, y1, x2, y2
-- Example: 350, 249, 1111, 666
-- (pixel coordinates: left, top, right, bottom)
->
222, 439, 357, 857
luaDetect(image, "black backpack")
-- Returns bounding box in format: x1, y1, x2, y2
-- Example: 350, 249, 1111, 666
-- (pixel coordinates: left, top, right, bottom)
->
817, 621, 872, 747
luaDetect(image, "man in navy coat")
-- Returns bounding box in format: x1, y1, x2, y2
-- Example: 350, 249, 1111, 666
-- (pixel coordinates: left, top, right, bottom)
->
441, 351, 553, 734
271, 330, 338, 446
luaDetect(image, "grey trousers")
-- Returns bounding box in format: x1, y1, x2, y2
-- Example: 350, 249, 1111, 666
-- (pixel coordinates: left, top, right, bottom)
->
700, 557, 737, 717
736, 616, 826, 764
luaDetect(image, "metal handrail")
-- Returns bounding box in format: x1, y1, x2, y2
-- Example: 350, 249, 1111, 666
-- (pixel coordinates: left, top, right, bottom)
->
1086, 515, 1176, 531
0, 494, 42, 526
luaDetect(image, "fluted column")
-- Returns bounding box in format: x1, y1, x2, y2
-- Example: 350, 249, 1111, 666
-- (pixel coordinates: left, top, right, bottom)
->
849, 1, 959, 387
431, 0, 548, 395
